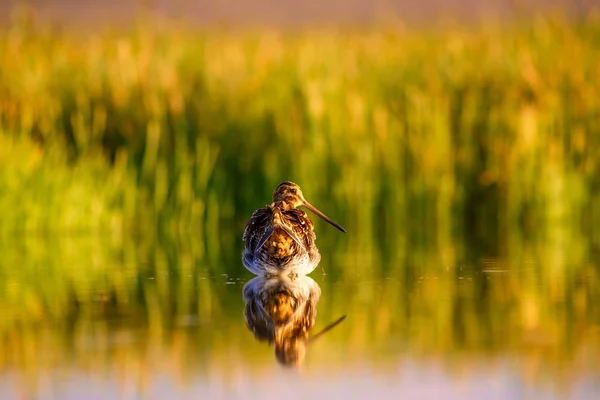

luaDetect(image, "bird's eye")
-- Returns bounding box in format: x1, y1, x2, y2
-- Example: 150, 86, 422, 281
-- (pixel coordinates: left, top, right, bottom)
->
290, 189, 296, 194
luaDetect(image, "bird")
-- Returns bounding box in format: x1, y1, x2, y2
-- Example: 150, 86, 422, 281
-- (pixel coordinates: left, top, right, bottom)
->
242, 181, 345, 276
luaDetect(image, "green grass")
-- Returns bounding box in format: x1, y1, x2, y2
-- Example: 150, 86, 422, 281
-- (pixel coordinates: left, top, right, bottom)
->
1, 15, 599, 245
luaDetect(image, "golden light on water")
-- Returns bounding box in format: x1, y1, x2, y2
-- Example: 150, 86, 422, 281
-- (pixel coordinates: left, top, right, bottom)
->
0, 229, 598, 398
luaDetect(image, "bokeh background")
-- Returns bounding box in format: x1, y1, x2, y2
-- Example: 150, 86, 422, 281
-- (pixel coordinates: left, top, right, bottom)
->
0, 0, 597, 27
1, 1, 600, 399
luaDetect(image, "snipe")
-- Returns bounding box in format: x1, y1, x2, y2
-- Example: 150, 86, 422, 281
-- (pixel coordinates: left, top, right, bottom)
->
242, 181, 345, 276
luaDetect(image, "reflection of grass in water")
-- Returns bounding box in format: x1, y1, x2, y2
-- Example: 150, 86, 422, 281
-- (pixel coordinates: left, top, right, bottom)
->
0, 232, 598, 391
0, 16, 599, 244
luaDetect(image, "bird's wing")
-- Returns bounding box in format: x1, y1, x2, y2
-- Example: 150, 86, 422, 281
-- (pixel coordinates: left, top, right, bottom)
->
243, 207, 273, 253
283, 209, 316, 250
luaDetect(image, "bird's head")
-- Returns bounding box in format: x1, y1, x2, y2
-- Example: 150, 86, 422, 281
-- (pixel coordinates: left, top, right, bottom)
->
272, 181, 346, 233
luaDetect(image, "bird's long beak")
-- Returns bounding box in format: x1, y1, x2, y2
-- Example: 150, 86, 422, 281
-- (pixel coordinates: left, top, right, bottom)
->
303, 200, 346, 233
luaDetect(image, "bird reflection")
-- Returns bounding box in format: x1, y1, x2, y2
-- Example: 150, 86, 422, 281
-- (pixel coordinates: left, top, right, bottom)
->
243, 274, 345, 366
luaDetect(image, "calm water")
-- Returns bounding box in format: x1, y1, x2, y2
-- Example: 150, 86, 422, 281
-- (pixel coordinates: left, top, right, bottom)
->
0, 229, 599, 400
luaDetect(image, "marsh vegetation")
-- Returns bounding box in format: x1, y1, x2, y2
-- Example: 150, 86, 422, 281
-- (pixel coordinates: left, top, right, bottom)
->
1, 13, 599, 398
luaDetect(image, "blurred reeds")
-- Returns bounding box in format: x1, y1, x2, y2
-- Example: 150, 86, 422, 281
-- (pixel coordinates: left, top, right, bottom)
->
1, 14, 599, 246
1, 12, 600, 394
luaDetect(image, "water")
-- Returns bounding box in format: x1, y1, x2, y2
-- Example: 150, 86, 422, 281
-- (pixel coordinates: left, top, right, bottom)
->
0, 230, 599, 400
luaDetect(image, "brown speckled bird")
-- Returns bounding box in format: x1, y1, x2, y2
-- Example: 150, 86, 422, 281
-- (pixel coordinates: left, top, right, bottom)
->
242, 181, 345, 276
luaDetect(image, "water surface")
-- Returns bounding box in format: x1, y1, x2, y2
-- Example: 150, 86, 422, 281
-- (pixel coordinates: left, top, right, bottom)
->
0, 230, 598, 399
